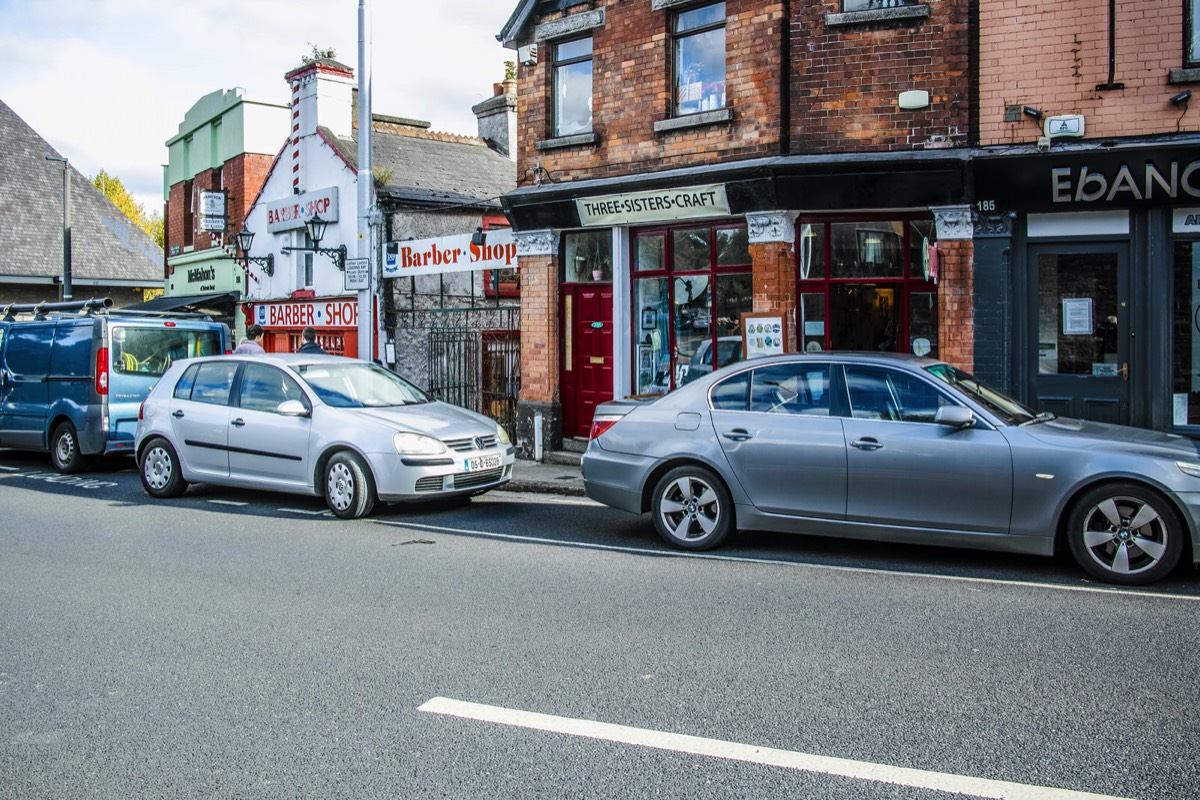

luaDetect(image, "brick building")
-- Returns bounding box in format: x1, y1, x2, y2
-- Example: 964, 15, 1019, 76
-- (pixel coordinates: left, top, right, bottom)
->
499, 0, 974, 456
160, 88, 289, 334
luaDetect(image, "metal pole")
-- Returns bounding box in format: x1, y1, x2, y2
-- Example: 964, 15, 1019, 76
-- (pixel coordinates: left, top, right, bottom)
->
357, 0, 374, 361
45, 155, 72, 300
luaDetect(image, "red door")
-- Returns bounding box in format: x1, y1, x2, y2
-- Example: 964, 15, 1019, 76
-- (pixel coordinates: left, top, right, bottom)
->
561, 285, 613, 439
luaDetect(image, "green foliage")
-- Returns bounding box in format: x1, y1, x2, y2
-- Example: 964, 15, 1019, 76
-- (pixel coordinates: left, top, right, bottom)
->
504, 60, 517, 81
302, 43, 337, 64
92, 169, 160, 246
372, 166, 394, 188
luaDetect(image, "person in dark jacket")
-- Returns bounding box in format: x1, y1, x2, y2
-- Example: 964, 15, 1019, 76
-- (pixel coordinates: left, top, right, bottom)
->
298, 326, 327, 354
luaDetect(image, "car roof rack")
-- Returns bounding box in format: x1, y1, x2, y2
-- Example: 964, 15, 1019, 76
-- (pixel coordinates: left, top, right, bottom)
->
1, 297, 113, 321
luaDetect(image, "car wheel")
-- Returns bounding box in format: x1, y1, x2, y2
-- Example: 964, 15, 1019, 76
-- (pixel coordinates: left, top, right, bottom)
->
325, 451, 376, 520
139, 438, 188, 498
651, 465, 734, 551
1067, 483, 1183, 585
50, 422, 90, 474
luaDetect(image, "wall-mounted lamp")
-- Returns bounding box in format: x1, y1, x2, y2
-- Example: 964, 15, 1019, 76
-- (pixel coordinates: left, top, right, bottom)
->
234, 228, 274, 276
1170, 90, 1192, 107
280, 214, 347, 271
1023, 106, 1044, 119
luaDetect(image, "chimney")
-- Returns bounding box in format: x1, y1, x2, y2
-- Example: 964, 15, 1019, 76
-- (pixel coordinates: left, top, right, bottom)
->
472, 81, 517, 161
284, 59, 355, 141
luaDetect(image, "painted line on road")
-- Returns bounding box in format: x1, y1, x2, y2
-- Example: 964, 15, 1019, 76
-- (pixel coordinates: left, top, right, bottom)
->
280, 507, 332, 516
0, 465, 18, 471
374, 520, 1200, 602
207, 499, 249, 507
419, 697, 1129, 800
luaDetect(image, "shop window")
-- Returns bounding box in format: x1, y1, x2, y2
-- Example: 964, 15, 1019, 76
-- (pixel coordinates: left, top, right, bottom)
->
554, 36, 593, 137
562, 230, 612, 282
1172, 241, 1200, 425
798, 217, 936, 357
673, 2, 726, 116
632, 223, 751, 396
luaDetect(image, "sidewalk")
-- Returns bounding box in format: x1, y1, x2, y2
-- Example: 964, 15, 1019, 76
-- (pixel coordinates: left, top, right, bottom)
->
501, 457, 586, 496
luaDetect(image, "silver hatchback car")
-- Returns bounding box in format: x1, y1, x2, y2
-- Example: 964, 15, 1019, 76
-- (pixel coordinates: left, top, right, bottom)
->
583, 352, 1200, 585
136, 354, 514, 518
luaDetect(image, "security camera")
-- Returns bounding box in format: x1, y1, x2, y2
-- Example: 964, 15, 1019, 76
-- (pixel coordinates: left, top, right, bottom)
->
1170, 90, 1192, 106
1036, 136, 1051, 152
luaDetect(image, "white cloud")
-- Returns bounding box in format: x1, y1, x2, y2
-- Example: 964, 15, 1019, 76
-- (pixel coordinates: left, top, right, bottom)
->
0, 1, 515, 212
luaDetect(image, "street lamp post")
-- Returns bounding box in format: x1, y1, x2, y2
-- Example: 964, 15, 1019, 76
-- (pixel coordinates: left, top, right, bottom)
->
44, 155, 72, 301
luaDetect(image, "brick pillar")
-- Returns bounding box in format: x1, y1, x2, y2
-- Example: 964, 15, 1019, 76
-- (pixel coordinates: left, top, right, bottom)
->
514, 230, 561, 460
747, 211, 798, 352
931, 206, 975, 372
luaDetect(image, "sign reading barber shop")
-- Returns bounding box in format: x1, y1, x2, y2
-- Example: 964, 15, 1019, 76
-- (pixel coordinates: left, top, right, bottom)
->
576, 184, 730, 227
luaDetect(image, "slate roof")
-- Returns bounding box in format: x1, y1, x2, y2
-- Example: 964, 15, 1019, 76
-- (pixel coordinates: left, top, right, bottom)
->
0, 98, 164, 283
319, 123, 515, 211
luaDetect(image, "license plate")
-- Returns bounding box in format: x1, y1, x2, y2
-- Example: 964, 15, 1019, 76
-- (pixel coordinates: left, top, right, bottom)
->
463, 453, 502, 472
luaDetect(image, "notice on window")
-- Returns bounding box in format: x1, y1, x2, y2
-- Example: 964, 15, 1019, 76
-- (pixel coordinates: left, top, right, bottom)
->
1175, 393, 1189, 426
1062, 297, 1094, 335
742, 313, 786, 359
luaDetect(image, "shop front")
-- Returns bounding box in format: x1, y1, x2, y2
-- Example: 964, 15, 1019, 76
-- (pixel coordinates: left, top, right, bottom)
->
249, 296, 360, 356
974, 140, 1200, 433
504, 154, 970, 453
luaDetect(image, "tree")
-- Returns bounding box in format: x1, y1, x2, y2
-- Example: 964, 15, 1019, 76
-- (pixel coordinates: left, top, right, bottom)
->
92, 170, 162, 247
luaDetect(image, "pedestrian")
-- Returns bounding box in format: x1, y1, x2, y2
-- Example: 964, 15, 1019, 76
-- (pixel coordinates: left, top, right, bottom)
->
298, 326, 327, 354
233, 324, 266, 354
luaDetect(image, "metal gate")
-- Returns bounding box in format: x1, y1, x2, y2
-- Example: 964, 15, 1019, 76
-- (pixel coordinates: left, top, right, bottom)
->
391, 306, 519, 442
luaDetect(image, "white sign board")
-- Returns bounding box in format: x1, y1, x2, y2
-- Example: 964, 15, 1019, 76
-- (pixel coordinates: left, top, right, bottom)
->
383, 228, 516, 279
253, 298, 359, 329
199, 215, 226, 232
576, 184, 730, 227
265, 187, 339, 233
200, 190, 226, 216
344, 258, 370, 291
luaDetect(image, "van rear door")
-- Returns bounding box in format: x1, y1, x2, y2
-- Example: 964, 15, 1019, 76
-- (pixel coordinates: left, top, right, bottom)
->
0, 322, 55, 448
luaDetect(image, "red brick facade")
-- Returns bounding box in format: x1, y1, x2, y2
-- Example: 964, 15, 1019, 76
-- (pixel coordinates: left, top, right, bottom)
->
164, 152, 275, 262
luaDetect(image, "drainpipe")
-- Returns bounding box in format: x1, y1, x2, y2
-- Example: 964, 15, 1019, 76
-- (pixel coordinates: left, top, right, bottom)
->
1096, 0, 1124, 91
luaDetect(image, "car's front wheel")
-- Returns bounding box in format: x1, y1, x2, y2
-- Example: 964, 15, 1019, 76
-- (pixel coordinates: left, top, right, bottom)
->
50, 422, 91, 474
651, 465, 734, 551
324, 451, 376, 519
1067, 482, 1183, 585
139, 438, 188, 498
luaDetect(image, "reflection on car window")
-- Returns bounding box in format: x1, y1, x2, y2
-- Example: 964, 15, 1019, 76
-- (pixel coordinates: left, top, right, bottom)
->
709, 371, 749, 410
239, 364, 305, 413
924, 363, 1035, 425
749, 364, 831, 415
186, 361, 238, 406
296, 363, 430, 408
845, 365, 950, 423
173, 364, 199, 400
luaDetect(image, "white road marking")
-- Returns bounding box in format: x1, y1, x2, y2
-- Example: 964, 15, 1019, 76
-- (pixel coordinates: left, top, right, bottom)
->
207, 499, 249, 507
280, 507, 332, 516
419, 697, 1130, 800
374, 519, 1200, 602
0, 465, 18, 471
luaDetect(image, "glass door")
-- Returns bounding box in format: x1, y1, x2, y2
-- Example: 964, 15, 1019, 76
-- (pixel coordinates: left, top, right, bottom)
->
1028, 244, 1130, 424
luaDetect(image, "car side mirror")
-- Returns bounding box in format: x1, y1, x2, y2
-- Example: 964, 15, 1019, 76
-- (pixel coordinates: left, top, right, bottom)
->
277, 399, 311, 417
935, 405, 975, 429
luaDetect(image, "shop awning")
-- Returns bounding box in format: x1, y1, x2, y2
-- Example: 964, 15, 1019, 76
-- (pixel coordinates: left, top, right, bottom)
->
120, 291, 241, 316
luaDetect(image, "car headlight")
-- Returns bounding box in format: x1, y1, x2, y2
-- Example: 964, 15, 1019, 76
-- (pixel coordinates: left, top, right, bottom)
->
393, 432, 447, 455
1177, 460, 1200, 479
495, 423, 511, 446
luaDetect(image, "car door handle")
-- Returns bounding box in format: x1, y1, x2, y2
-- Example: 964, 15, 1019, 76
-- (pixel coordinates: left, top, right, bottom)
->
723, 428, 753, 442
850, 438, 884, 451
172, 410, 185, 418
231, 418, 246, 428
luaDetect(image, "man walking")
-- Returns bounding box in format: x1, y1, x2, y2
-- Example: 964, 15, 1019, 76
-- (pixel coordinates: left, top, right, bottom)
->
233, 324, 266, 354
298, 326, 327, 354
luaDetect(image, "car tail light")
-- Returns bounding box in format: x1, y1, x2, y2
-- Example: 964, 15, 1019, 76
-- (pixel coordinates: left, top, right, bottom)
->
95, 347, 109, 395
138, 400, 145, 421
589, 414, 623, 439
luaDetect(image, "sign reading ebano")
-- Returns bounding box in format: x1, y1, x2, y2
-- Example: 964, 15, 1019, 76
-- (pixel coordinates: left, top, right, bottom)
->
576, 185, 730, 227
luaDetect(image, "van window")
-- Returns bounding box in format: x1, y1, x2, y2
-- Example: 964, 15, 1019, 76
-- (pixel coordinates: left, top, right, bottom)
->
50, 322, 93, 377
5, 326, 54, 375
111, 326, 223, 377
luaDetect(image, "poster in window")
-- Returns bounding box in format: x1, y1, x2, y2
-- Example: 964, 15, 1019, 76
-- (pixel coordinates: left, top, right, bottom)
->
741, 312, 788, 359
1062, 297, 1093, 335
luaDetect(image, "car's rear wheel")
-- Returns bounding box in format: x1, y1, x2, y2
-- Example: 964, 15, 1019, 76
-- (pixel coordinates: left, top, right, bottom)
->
50, 422, 91, 474
651, 465, 734, 551
139, 438, 188, 498
325, 451, 376, 520
1067, 482, 1183, 585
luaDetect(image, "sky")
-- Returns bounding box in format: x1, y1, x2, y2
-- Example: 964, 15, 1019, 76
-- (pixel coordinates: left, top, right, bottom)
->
0, 0, 517, 213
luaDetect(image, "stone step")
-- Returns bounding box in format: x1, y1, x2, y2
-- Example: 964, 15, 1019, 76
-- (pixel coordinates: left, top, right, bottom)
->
547, 449, 583, 467
560, 437, 589, 454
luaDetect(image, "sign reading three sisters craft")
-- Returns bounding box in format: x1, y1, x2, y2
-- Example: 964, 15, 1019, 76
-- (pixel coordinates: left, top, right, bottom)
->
575, 184, 730, 227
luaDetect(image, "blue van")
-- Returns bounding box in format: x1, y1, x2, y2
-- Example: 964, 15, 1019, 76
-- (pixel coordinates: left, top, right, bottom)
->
0, 298, 230, 472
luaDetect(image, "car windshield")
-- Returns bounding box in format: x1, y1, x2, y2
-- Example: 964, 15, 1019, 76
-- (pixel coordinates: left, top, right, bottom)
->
294, 362, 431, 408
924, 363, 1037, 425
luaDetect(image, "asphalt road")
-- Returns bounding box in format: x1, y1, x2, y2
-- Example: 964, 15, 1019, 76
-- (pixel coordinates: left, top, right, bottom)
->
2, 450, 1198, 799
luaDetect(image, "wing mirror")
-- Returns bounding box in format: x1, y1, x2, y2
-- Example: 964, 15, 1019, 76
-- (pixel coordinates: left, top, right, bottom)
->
276, 399, 311, 417
935, 405, 976, 429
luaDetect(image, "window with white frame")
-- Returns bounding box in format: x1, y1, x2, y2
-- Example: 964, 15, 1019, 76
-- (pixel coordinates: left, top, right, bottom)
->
554, 36, 593, 136
673, 2, 726, 116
